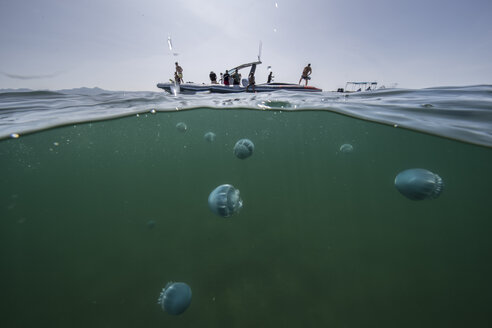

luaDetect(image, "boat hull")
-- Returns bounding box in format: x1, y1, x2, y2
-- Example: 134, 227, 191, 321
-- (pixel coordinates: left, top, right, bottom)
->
156, 83, 322, 94
156, 83, 211, 94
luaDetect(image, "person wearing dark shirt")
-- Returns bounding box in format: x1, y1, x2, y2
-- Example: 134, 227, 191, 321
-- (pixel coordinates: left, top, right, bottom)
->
223, 70, 230, 85
209, 71, 217, 84
232, 70, 240, 85
267, 71, 274, 83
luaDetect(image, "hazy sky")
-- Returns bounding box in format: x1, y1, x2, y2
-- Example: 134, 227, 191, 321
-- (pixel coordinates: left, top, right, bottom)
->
1, 0, 491, 91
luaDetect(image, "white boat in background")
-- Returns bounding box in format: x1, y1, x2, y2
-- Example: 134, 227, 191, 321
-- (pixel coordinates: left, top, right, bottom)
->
340, 81, 378, 93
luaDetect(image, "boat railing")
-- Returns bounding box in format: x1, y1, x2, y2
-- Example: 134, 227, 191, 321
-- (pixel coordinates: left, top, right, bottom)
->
344, 81, 378, 92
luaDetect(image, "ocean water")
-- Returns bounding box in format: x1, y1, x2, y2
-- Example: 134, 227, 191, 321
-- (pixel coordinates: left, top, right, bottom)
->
1, 86, 491, 327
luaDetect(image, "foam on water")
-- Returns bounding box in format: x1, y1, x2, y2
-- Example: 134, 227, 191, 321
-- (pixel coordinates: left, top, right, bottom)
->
1, 85, 491, 147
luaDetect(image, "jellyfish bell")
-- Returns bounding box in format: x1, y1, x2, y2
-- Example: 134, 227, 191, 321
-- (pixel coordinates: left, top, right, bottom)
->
204, 131, 216, 142
394, 168, 444, 200
233, 139, 254, 159
176, 122, 187, 132
158, 282, 192, 315
208, 184, 243, 217
146, 220, 156, 229
339, 143, 354, 153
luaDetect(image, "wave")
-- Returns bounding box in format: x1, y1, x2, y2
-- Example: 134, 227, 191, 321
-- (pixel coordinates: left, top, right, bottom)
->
0, 90, 65, 98
0, 86, 491, 147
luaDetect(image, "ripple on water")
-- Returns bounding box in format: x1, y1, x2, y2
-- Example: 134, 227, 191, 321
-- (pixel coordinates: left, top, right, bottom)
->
1, 86, 491, 147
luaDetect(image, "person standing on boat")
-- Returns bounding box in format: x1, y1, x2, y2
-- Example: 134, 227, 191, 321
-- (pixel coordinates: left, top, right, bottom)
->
267, 71, 274, 83
232, 70, 241, 86
246, 72, 256, 92
209, 71, 217, 84
175, 62, 183, 83
298, 63, 312, 86
219, 73, 224, 84
223, 70, 230, 86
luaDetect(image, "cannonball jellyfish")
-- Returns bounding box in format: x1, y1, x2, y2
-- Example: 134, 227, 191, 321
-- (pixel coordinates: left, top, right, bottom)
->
394, 168, 444, 200
208, 184, 243, 217
176, 122, 187, 132
146, 220, 156, 229
339, 143, 354, 153
233, 139, 254, 159
204, 132, 216, 142
157, 282, 192, 315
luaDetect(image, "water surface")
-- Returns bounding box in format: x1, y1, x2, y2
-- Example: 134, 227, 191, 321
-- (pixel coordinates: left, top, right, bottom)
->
1, 87, 491, 327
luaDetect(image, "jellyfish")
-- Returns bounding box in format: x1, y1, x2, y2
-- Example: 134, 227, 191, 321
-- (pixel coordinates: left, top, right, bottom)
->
146, 220, 156, 229
233, 139, 254, 159
339, 143, 354, 153
176, 122, 187, 132
204, 132, 216, 142
158, 282, 192, 315
394, 168, 444, 200
208, 184, 243, 217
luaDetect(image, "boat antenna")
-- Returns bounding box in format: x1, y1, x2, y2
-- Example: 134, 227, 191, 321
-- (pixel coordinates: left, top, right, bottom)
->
167, 36, 179, 56
258, 41, 262, 62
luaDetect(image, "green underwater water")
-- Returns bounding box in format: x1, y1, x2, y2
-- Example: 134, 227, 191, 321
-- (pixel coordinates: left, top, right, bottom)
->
1, 108, 491, 328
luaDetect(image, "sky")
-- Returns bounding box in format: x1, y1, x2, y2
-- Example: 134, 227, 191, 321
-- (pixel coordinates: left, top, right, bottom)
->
0, 0, 491, 91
